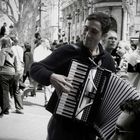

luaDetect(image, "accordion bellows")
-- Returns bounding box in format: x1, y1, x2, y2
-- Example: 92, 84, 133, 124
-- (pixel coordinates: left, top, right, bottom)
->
55, 60, 140, 139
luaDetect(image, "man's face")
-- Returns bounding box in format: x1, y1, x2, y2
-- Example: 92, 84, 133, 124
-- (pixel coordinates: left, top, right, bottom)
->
110, 111, 136, 140
105, 31, 117, 52
82, 20, 103, 51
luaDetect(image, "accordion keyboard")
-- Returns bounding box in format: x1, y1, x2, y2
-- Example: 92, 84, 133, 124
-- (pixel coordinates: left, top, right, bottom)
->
56, 61, 89, 118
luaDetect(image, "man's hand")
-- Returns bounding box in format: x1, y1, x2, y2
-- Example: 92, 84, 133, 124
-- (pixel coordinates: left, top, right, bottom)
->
50, 73, 73, 96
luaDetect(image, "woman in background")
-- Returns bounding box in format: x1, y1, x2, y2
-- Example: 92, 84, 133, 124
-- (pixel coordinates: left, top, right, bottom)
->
0, 36, 17, 116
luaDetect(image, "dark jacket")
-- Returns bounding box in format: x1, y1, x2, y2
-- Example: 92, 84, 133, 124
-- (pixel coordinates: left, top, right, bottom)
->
0, 26, 6, 37
30, 42, 116, 113
23, 51, 33, 73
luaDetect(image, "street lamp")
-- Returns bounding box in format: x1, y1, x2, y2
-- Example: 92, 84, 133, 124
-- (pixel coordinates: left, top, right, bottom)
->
67, 14, 72, 44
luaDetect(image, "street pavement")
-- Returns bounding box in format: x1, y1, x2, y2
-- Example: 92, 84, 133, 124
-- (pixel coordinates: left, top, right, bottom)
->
0, 91, 52, 140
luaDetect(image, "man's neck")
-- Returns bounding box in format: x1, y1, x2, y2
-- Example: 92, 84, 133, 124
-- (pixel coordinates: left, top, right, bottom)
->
89, 46, 100, 57
106, 47, 113, 54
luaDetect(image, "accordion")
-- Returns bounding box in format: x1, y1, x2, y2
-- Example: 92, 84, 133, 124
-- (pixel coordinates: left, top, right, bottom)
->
55, 60, 140, 139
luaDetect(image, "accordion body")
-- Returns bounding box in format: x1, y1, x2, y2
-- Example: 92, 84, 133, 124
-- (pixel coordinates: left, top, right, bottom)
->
55, 60, 139, 139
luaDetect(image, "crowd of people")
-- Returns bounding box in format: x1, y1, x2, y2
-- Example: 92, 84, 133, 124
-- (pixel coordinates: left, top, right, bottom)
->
0, 23, 53, 117
0, 11, 140, 140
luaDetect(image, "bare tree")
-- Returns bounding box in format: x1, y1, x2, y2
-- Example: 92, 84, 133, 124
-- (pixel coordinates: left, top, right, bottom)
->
0, 0, 40, 45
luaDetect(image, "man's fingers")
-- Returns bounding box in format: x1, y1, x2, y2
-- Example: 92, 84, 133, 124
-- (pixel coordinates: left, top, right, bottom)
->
61, 84, 71, 93
62, 77, 73, 88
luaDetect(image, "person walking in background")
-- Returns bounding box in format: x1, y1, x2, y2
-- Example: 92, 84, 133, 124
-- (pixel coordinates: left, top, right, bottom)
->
30, 12, 116, 140
51, 40, 58, 51
0, 22, 7, 38
34, 32, 42, 50
33, 39, 51, 62
33, 32, 43, 91
116, 40, 133, 76
8, 24, 17, 41
22, 42, 34, 98
23, 42, 33, 84
55, 39, 63, 50
116, 36, 140, 94
33, 38, 53, 104
11, 38, 24, 114
125, 37, 140, 94
0, 36, 18, 117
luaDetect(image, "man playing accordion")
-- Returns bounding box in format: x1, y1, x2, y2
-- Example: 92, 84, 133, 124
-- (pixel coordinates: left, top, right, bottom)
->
30, 12, 117, 140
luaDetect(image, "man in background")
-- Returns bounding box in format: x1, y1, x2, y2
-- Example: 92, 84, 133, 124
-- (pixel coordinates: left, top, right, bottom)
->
11, 38, 24, 114
103, 30, 118, 54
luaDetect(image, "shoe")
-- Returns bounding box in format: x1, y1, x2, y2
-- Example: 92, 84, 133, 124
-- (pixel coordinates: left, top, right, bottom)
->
15, 109, 24, 114
0, 112, 3, 118
3, 110, 9, 115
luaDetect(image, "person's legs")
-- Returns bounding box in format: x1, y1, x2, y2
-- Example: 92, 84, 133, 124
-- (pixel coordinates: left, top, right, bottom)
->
30, 80, 37, 96
12, 75, 24, 113
23, 73, 28, 83
0, 75, 12, 115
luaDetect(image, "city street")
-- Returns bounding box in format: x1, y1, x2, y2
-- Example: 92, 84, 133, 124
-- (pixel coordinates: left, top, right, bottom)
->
0, 91, 52, 140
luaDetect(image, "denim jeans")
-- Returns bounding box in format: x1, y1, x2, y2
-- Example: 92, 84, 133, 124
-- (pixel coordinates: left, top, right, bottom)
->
0, 74, 14, 112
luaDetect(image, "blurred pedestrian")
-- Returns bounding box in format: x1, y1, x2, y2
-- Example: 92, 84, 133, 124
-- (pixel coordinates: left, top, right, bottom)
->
51, 40, 57, 51
34, 32, 42, 50
11, 38, 24, 114
8, 24, 17, 40
126, 40, 140, 93
0, 36, 17, 117
33, 38, 53, 104
33, 39, 52, 62
116, 40, 132, 75
0, 22, 7, 38
23, 43, 33, 84
55, 39, 63, 50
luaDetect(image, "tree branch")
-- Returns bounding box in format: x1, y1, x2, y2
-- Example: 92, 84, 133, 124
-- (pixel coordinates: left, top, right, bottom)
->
0, 9, 17, 23
1, 0, 17, 22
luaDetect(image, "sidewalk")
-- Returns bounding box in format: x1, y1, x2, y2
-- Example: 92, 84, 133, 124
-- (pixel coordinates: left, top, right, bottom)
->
0, 91, 52, 140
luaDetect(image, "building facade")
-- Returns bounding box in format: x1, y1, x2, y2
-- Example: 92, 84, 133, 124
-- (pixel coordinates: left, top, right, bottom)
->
60, 0, 140, 43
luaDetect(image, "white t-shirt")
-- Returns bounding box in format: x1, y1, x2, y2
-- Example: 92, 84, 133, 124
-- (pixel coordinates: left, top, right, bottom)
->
33, 39, 52, 62
11, 44, 24, 75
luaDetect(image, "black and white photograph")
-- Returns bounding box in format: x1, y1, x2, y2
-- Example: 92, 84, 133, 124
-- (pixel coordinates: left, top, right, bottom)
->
0, 0, 140, 140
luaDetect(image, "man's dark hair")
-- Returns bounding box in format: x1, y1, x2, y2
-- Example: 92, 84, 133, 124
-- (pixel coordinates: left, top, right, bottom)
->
85, 12, 111, 35
120, 99, 140, 134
